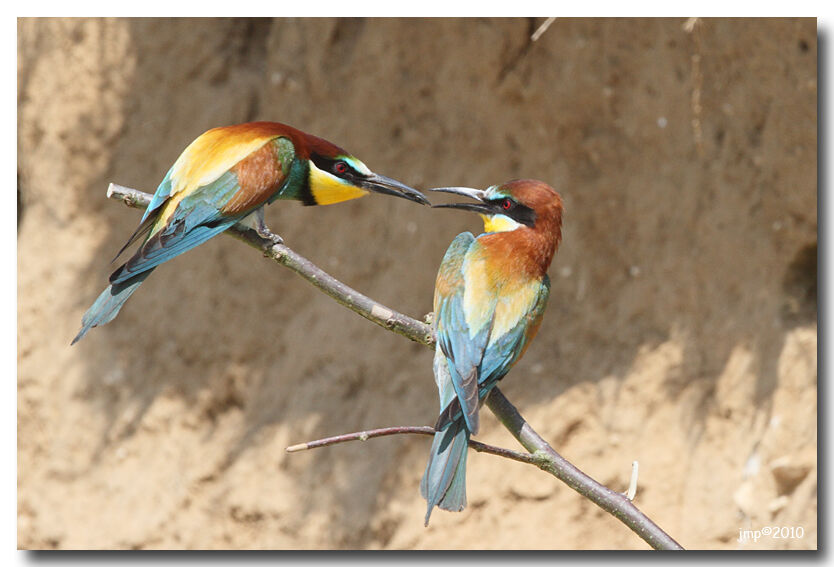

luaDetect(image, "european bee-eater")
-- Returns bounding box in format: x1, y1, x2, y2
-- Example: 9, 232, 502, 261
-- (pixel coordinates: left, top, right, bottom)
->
421, 179, 563, 524
72, 121, 429, 344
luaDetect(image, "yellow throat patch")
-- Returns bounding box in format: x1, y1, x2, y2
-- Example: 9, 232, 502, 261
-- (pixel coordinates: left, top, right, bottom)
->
308, 161, 368, 205
480, 213, 522, 234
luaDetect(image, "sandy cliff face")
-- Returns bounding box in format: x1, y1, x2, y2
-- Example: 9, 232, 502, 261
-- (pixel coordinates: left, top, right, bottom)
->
18, 18, 816, 549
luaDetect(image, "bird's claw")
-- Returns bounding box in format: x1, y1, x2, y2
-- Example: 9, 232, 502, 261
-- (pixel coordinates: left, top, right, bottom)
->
258, 227, 283, 246
247, 207, 283, 245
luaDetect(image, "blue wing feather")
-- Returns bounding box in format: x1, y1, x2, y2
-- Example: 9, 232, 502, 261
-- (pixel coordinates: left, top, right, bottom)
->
110, 170, 178, 262
142, 167, 175, 222
110, 171, 244, 285
435, 270, 551, 431
480, 275, 550, 386
434, 232, 490, 434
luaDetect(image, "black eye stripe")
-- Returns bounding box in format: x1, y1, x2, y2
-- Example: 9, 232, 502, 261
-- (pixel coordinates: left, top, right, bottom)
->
311, 154, 358, 178
486, 198, 537, 227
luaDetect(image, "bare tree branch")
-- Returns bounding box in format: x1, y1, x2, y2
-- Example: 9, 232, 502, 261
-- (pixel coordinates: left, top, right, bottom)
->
485, 389, 682, 550
285, 425, 542, 467
104, 183, 684, 550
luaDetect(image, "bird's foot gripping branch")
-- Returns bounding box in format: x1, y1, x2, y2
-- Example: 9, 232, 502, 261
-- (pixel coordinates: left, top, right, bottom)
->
102, 183, 683, 550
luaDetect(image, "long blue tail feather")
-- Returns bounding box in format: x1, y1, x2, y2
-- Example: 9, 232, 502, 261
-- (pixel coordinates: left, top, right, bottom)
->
71, 268, 154, 344
420, 417, 470, 526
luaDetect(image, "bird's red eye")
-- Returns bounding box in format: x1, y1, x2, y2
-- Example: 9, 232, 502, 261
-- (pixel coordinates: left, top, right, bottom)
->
334, 161, 348, 174
502, 198, 513, 210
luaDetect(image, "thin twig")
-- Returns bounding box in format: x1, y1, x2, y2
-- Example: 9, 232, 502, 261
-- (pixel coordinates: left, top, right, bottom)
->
105, 183, 683, 550
531, 17, 556, 42
285, 425, 436, 453
285, 425, 542, 467
684, 18, 704, 158
626, 461, 639, 501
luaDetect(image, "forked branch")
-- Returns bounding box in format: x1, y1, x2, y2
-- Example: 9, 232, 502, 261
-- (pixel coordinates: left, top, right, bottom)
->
104, 183, 683, 550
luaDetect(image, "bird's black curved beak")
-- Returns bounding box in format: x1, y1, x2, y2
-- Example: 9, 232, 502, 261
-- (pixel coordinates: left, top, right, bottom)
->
362, 173, 431, 206
429, 186, 492, 214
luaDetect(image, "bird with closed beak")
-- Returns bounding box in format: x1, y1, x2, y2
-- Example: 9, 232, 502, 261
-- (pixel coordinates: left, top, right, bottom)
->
73, 121, 429, 344
421, 179, 564, 524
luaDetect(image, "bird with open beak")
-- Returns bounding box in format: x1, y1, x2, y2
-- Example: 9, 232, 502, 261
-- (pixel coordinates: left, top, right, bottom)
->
73, 121, 429, 344
421, 179, 564, 524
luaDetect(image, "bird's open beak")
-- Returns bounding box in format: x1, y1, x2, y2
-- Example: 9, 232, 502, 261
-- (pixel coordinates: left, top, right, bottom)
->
429, 186, 492, 214
362, 173, 431, 206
